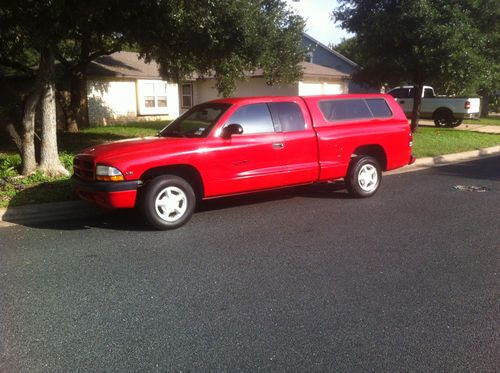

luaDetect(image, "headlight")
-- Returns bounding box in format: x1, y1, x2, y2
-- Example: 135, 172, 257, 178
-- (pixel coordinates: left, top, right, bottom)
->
95, 165, 124, 181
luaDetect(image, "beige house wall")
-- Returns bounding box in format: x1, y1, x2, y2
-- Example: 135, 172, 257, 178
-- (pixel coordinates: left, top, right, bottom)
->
87, 78, 178, 125
87, 76, 349, 124
192, 78, 298, 107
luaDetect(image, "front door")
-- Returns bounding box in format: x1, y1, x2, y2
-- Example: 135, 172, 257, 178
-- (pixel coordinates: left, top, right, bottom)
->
204, 103, 288, 197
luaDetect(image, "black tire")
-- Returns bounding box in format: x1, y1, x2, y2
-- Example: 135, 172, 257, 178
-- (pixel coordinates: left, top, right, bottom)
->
433, 109, 462, 128
346, 156, 382, 198
141, 175, 196, 230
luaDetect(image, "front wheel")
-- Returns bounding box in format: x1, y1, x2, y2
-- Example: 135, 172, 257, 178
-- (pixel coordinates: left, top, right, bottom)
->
141, 175, 196, 230
346, 156, 382, 198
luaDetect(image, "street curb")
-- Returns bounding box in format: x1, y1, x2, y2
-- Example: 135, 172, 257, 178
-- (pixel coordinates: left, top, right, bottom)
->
1, 146, 499, 227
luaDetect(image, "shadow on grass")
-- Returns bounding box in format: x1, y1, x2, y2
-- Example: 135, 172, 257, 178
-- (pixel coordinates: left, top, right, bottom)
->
58, 131, 141, 154
6, 178, 76, 207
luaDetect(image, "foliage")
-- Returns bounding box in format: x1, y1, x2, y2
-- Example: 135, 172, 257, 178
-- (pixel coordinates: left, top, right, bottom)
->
332, 37, 362, 65
333, 0, 496, 96
128, 0, 306, 96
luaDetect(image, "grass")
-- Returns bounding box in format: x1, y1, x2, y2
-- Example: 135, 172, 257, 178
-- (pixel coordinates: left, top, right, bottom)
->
412, 127, 500, 158
463, 116, 500, 126
1, 121, 499, 208
59, 121, 169, 153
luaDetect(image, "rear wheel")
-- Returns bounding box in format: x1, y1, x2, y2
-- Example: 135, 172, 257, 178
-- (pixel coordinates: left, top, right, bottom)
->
141, 175, 196, 230
346, 156, 381, 198
433, 109, 462, 127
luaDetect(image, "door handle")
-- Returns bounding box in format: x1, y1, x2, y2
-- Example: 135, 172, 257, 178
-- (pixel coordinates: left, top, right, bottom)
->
399, 100, 405, 104
272, 142, 284, 149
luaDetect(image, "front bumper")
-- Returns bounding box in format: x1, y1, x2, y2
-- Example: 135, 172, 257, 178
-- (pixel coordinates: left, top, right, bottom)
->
71, 176, 142, 209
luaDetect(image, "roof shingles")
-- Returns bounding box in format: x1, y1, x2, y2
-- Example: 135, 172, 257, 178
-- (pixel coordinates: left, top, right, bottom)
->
87, 51, 349, 80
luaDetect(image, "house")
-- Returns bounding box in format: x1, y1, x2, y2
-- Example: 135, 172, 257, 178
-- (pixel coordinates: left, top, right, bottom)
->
301, 33, 357, 78
86, 34, 354, 125
301, 33, 375, 93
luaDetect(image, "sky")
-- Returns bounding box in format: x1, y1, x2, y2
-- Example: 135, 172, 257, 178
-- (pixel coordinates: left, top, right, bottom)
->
284, 0, 353, 46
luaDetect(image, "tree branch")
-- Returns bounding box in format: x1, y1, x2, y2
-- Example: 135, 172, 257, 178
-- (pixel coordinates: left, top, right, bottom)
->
0, 58, 34, 76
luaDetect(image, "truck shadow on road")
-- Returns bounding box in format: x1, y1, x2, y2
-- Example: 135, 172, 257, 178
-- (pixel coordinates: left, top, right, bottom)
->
16, 182, 350, 232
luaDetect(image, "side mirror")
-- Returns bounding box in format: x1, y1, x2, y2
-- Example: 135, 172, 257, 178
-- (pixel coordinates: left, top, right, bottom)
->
221, 123, 243, 138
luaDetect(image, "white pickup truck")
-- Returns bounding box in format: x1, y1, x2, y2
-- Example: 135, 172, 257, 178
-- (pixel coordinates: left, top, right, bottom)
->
388, 86, 480, 127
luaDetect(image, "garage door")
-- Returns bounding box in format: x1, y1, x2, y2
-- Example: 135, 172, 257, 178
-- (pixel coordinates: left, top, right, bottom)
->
299, 82, 343, 96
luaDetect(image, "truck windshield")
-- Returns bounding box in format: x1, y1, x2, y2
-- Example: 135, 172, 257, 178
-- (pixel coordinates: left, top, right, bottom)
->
160, 103, 231, 138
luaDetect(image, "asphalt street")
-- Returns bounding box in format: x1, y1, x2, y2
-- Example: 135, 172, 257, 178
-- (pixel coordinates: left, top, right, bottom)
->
1, 156, 499, 372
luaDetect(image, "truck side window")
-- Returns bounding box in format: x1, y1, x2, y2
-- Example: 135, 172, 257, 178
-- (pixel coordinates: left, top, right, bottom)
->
227, 104, 275, 134
423, 88, 434, 98
319, 99, 372, 121
366, 99, 392, 118
270, 102, 306, 132
389, 88, 403, 98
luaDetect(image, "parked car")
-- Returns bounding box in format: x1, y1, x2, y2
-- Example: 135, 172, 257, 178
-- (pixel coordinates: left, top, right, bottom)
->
388, 85, 480, 127
72, 94, 415, 230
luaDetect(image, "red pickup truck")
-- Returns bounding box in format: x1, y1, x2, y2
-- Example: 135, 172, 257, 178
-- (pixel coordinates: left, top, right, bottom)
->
72, 94, 415, 229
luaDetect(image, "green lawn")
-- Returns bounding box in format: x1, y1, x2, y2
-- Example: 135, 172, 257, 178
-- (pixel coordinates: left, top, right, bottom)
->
1, 123, 499, 208
59, 121, 169, 153
412, 127, 500, 158
463, 116, 500, 126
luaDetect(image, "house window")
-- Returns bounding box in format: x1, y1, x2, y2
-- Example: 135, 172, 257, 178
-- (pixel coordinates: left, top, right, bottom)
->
181, 83, 193, 108
305, 51, 314, 63
138, 80, 169, 115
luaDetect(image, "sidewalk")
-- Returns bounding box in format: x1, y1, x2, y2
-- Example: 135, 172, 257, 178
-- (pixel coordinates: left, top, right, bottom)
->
1, 145, 499, 228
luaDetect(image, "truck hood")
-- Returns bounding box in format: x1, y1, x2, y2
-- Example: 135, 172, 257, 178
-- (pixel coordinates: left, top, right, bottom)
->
77, 136, 204, 164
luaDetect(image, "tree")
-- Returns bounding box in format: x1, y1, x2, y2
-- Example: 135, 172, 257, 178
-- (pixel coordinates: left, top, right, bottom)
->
1, 0, 305, 175
127, 0, 305, 96
333, 0, 490, 131
330, 37, 361, 64
1, 2, 68, 175
60, 0, 306, 130
56, 0, 127, 132
465, 0, 500, 117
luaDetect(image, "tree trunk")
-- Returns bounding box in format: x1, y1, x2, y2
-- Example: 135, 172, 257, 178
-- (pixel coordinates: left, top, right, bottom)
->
20, 89, 40, 175
38, 48, 70, 177
410, 84, 424, 133
68, 71, 89, 132
480, 95, 489, 117
5, 122, 23, 153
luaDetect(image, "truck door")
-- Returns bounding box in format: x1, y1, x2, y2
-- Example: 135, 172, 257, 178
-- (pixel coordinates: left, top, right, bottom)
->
391, 87, 413, 115
268, 101, 319, 184
205, 103, 288, 196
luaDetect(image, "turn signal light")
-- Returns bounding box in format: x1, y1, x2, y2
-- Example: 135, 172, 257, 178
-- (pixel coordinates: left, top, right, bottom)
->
96, 175, 125, 182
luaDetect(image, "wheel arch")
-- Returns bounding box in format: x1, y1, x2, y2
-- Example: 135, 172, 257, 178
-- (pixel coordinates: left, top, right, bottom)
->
140, 164, 204, 200
351, 144, 387, 171
433, 107, 453, 118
